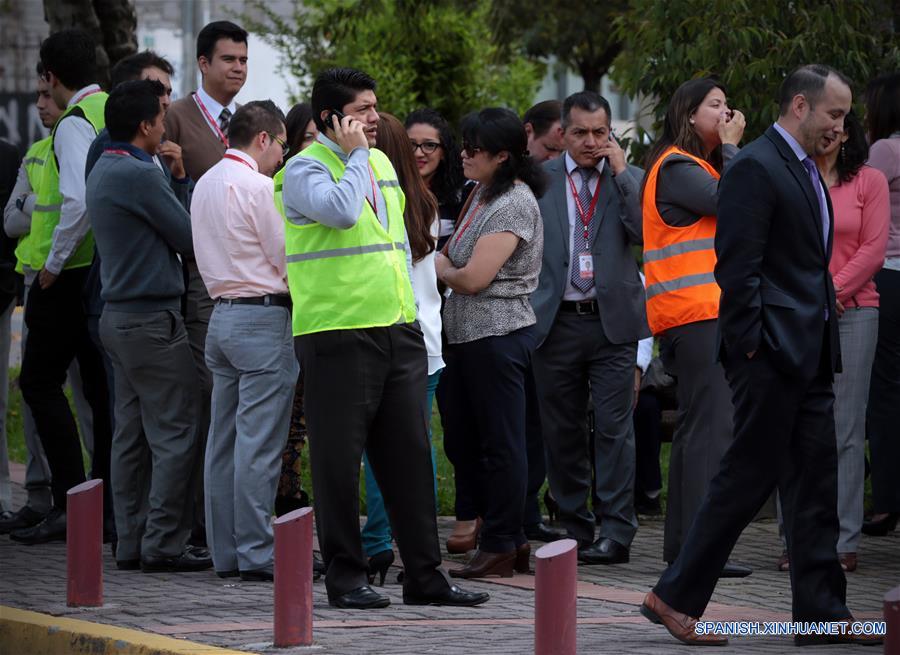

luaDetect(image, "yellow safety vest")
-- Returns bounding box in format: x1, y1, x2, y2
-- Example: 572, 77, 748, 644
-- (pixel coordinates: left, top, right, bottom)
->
31, 91, 107, 271
281, 142, 416, 336
13, 136, 53, 273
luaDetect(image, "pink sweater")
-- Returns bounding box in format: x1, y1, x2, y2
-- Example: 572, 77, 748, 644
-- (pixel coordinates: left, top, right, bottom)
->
867, 136, 900, 259
828, 165, 890, 308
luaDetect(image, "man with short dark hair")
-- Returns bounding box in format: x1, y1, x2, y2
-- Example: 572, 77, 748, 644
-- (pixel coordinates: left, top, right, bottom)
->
530, 90, 647, 566
190, 101, 295, 582
165, 20, 250, 548
640, 65, 881, 647
87, 79, 208, 573
11, 29, 113, 545
282, 67, 488, 610
523, 100, 564, 162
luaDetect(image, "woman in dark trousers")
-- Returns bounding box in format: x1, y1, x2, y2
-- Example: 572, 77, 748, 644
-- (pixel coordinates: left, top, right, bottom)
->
436, 108, 545, 578
640, 78, 752, 578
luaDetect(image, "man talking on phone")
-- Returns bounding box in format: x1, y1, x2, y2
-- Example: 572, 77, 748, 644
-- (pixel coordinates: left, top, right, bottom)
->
530, 91, 649, 565
281, 68, 488, 610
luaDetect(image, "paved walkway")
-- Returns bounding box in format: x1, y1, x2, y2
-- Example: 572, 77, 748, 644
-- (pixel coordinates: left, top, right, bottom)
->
1, 463, 896, 654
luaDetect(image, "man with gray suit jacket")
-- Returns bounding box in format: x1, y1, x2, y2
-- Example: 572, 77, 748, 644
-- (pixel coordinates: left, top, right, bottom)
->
531, 91, 650, 564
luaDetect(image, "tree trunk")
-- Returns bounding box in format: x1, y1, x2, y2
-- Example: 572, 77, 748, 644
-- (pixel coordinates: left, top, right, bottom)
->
41, 0, 137, 89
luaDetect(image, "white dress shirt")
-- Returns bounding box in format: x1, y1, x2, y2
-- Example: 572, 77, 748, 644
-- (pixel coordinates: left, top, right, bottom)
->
563, 151, 605, 301
195, 85, 237, 138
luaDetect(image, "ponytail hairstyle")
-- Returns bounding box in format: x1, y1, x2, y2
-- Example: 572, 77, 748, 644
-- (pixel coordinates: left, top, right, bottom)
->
460, 107, 546, 203
376, 112, 438, 262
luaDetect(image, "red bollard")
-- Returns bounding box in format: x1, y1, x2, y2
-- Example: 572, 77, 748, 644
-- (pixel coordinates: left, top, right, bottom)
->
534, 539, 578, 655
885, 586, 900, 655
66, 479, 103, 607
273, 507, 314, 647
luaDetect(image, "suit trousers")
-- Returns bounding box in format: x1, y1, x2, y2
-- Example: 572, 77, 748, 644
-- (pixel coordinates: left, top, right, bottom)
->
653, 340, 849, 621
833, 308, 878, 553
204, 303, 297, 573
100, 308, 199, 559
659, 320, 734, 562
440, 326, 536, 552
296, 323, 450, 598
20, 268, 112, 511
868, 268, 900, 513
532, 311, 638, 547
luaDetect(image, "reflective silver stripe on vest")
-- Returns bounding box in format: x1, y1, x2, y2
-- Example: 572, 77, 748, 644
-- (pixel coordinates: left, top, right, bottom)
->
32, 203, 62, 213
23, 157, 45, 167
286, 241, 405, 263
644, 237, 715, 263
377, 180, 400, 188
645, 272, 717, 299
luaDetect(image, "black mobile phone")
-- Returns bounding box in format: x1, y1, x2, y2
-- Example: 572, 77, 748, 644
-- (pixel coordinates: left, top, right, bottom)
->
326, 109, 346, 126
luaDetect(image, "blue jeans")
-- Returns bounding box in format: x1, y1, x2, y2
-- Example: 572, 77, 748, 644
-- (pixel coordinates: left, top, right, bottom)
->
361, 369, 441, 557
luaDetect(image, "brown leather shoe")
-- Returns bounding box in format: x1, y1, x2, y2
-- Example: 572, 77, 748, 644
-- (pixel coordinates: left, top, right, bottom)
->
446, 518, 481, 554
514, 542, 530, 573
839, 552, 857, 572
640, 591, 728, 646
449, 549, 514, 579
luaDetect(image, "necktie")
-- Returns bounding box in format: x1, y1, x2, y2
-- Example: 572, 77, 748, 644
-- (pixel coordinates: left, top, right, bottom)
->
570, 167, 596, 293
218, 107, 232, 134
802, 157, 829, 249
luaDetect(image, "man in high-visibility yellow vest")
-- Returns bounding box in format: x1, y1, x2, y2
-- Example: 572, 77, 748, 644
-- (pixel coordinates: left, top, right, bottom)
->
11, 30, 113, 546
281, 68, 487, 610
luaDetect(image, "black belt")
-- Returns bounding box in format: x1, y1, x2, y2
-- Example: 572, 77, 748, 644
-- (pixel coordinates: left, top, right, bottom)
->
559, 299, 598, 315
216, 294, 291, 308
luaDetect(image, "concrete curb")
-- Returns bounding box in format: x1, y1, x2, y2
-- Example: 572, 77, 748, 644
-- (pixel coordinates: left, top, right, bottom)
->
0, 606, 258, 655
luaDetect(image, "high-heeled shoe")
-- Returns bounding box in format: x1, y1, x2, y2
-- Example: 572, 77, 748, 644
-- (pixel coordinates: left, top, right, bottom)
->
367, 549, 395, 586
449, 549, 515, 579
446, 518, 482, 554
543, 490, 559, 524
861, 512, 898, 536
515, 542, 531, 574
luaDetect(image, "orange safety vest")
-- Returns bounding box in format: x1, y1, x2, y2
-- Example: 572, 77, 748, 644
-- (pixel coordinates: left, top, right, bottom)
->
643, 146, 721, 335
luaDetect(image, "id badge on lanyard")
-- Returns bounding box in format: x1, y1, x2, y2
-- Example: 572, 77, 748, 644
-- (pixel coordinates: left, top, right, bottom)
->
578, 252, 594, 279
566, 170, 600, 281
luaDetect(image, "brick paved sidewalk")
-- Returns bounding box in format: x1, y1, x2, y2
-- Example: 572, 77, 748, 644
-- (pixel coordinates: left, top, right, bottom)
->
1, 465, 896, 654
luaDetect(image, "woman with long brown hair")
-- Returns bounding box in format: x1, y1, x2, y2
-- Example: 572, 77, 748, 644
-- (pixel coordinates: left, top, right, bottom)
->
358, 112, 444, 584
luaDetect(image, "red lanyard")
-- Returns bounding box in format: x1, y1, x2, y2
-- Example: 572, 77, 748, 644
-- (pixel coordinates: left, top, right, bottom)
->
566, 169, 601, 239
105, 148, 133, 157
453, 200, 485, 244
223, 153, 253, 169
365, 165, 378, 216
193, 92, 229, 146
71, 87, 102, 105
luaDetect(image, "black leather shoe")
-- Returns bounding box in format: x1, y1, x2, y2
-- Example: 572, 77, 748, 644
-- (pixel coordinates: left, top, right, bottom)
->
9, 508, 66, 544
524, 522, 567, 542
328, 585, 390, 609
141, 549, 213, 572
403, 584, 490, 607
117, 558, 140, 571
314, 556, 325, 581
216, 569, 240, 578
0, 506, 48, 534
720, 560, 753, 578
240, 568, 274, 582
577, 537, 629, 565
185, 544, 210, 559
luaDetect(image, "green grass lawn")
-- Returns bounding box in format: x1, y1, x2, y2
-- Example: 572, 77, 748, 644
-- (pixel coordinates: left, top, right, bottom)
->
5, 370, 871, 518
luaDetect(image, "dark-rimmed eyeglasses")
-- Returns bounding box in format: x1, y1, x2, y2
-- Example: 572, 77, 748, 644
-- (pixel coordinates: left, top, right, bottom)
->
410, 140, 441, 155
461, 141, 484, 158
268, 132, 289, 157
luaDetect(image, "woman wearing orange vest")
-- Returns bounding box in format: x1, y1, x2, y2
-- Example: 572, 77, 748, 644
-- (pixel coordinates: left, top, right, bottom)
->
641, 78, 750, 578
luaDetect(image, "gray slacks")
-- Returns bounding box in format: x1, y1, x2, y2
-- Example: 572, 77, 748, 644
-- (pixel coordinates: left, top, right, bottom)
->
834, 307, 878, 553
659, 319, 734, 562
532, 311, 638, 547
100, 308, 199, 559
204, 303, 297, 573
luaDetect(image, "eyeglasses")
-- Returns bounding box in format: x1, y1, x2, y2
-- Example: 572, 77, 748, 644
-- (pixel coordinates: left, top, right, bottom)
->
461, 141, 484, 158
410, 140, 441, 155
268, 133, 289, 157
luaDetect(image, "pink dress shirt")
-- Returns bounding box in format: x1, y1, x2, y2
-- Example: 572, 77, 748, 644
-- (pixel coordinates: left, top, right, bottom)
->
190, 148, 289, 299
828, 165, 890, 308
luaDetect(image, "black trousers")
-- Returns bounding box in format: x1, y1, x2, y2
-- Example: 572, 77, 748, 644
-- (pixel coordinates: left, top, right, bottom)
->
868, 268, 900, 513
653, 339, 849, 622
522, 366, 546, 527
296, 323, 449, 598
20, 268, 113, 511
441, 326, 536, 552
633, 389, 662, 497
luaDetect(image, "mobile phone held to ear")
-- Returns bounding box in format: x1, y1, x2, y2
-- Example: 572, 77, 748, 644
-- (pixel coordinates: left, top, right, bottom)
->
326, 109, 346, 127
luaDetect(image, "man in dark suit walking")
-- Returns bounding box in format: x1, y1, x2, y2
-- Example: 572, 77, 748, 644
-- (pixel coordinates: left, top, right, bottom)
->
641, 65, 881, 647
531, 91, 649, 565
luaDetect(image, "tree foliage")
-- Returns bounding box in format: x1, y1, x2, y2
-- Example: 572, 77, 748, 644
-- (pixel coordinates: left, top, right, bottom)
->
239, 0, 544, 128
611, 0, 899, 162
490, 0, 628, 92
